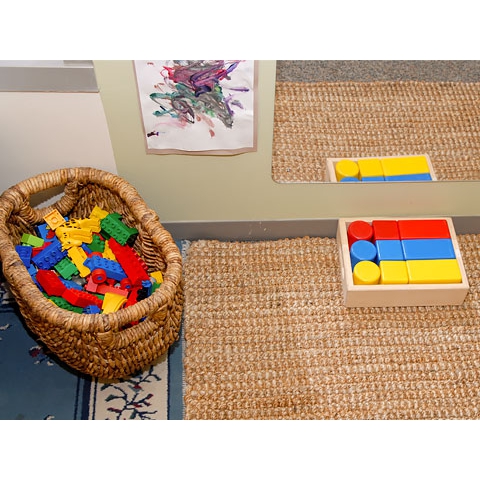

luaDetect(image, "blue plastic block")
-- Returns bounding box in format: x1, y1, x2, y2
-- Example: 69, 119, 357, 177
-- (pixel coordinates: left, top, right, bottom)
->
375, 240, 405, 261
35, 223, 51, 241
401, 238, 456, 260
340, 177, 361, 183
60, 278, 84, 291
84, 305, 102, 314
15, 245, 33, 267
361, 176, 385, 182
31, 241, 67, 270
350, 240, 377, 269
83, 256, 127, 282
384, 173, 432, 182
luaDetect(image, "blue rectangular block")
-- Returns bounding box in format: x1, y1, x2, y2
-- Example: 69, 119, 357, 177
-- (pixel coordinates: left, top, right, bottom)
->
361, 176, 385, 182
384, 173, 432, 182
401, 238, 456, 260
375, 240, 405, 261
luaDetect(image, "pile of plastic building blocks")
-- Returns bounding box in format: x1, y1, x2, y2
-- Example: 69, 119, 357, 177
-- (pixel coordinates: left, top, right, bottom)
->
15, 206, 164, 322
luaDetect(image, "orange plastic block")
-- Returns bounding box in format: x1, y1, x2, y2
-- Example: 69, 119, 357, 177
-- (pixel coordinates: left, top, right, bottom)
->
406, 259, 462, 284
397, 219, 450, 239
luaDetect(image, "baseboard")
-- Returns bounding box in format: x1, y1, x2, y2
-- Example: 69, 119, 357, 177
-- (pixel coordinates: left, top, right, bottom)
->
163, 216, 480, 241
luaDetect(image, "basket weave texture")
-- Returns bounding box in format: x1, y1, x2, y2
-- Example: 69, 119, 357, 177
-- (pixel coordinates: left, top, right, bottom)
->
0, 167, 184, 379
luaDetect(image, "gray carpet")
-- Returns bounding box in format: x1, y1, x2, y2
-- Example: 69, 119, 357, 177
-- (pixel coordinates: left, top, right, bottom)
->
276, 60, 480, 82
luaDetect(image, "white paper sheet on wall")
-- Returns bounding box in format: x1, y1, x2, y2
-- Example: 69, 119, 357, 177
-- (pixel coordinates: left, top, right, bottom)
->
133, 60, 257, 155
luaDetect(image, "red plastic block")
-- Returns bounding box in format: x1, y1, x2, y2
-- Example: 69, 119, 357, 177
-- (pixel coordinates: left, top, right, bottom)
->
107, 238, 150, 286
36, 269, 67, 297
372, 220, 400, 241
62, 288, 103, 308
397, 219, 450, 240
347, 220, 373, 248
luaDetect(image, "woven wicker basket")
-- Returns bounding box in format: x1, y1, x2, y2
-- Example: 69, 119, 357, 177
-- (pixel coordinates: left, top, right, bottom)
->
0, 167, 184, 379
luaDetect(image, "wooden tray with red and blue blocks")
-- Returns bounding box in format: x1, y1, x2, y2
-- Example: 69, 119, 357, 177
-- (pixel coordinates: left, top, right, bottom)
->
337, 217, 469, 307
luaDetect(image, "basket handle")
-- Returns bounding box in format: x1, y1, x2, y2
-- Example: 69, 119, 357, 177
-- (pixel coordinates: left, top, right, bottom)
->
0, 168, 95, 223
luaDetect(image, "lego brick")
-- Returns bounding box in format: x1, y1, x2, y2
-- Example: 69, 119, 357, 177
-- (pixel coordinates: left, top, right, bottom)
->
350, 240, 377, 269
379, 261, 409, 285
397, 219, 450, 239
31, 241, 67, 270
357, 158, 383, 179
401, 238, 456, 260
375, 240, 404, 261
380, 155, 430, 176
15, 245, 33, 267
43, 209, 67, 230
67, 246, 91, 277
372, 220, 400, 241
100, 212, 138, 246
62, 288, 103, 308
35, 269, 67, 297
337, 217, 469, 307
53, 257, 79, 280
21, 233, 44, 248
83, 255, 127, 282
102, 292, 128, 314
107, 238, 150, 286
406, 259, 463, 284
90, 205, 109, 220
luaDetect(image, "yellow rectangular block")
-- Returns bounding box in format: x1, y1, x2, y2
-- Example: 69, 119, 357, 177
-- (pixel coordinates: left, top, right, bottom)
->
380, 261, 409, 284
67, 246, 91, 277
357, 158, 383, 179
406, 259, 462, 284
380, 155, 430, 176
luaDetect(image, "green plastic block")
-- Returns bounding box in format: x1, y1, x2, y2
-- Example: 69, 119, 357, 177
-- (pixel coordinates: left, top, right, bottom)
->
53, 257, 79, 280
21, 233, 44, 247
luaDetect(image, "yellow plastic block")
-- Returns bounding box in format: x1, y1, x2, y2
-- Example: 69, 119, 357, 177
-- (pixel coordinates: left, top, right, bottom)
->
102, 292, 127, 314
67, 246, 91, 277
379, 261, 409, 284
90, 205, 109, 220
335, 159, 360, 181
43, 209, 66, 231
150, 271, 164, 284
380, 155, 430, 176
357, 158, 383, 179
102, 240, 116, 261
353, 260, 381, 285
406, 259, 462, 284
75, 217, 101, 233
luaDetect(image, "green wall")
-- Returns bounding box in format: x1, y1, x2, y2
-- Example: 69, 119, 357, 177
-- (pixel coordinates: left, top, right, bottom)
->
94, 60, 480, 224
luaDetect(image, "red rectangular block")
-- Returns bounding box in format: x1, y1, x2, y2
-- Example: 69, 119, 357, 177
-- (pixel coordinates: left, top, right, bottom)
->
397, 219, 450, 240
372, 220, 400, 241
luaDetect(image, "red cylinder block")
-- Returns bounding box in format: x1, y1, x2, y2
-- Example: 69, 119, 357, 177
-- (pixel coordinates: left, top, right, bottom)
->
347, 220, 373, 248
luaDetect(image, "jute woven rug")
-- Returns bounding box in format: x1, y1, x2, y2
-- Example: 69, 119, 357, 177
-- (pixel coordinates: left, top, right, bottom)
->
272, 81, 480, 183
183, 235, 480, 420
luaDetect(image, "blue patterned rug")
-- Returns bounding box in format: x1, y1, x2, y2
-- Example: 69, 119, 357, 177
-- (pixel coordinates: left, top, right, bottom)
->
0, 243, 186, 421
